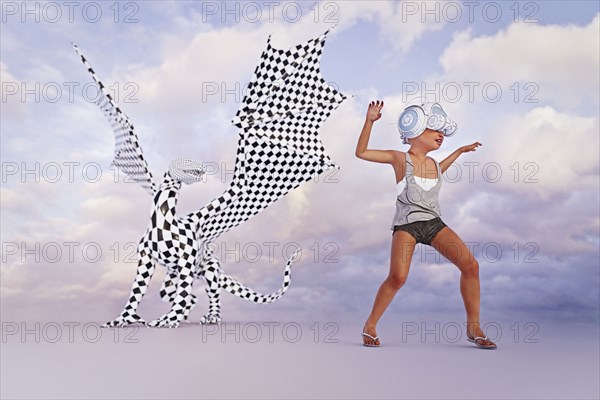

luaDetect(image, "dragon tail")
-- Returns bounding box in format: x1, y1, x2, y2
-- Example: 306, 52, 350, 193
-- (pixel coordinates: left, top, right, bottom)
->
221, 247, 300, 303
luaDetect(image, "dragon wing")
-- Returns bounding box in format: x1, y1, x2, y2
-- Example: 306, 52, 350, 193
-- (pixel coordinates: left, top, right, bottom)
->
73, 44, 156, 195
190, 29, 347, 242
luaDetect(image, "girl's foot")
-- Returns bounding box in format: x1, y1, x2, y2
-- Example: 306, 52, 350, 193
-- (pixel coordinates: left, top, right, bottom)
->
362, 324, 380, 346
467, 325, 497, 349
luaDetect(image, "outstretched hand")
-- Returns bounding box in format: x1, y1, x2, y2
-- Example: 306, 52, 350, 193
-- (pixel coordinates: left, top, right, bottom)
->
461, 142, 482, 153
366, 100, 384, 123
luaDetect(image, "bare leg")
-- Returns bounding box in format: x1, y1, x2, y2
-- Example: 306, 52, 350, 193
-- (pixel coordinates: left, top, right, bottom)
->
430, 226, 496, 347
363, 230, 417, 346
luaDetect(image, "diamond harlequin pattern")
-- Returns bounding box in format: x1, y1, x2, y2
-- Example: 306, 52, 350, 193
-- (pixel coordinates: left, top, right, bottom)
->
75, 29, 346, 328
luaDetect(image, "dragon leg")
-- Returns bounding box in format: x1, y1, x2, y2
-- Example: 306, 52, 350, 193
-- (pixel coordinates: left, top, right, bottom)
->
102, 246, 155, 328
200, 256, 223, 325
149, 252, 196, 328
159, 271, 178, 302
159, 271, 196, 323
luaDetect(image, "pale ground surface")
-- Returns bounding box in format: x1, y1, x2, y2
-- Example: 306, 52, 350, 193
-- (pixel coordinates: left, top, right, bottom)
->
2, 313, 598, 400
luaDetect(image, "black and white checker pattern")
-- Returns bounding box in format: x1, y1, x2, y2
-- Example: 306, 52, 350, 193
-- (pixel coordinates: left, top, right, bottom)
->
73, 43, 156, 196
74, 29, 347, 328
190, 28, 347, 242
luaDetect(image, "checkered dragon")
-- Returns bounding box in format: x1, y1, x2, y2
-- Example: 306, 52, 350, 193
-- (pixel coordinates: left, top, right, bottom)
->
73, 30, 346, 328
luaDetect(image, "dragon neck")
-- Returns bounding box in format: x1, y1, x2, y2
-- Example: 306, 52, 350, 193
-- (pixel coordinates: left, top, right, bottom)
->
151, 172, 182, 227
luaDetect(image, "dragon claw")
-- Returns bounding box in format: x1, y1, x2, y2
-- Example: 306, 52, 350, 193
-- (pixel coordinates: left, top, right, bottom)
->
149, 295, 197, 328
149, 318, 180, 328
101, 312, 147, 328
148, 318, 179, 328
200, 313, 222, 325
149, 309, 186, 328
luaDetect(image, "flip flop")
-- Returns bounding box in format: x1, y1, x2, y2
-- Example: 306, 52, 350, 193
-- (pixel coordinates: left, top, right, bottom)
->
467, 333, 497, 349
361, 332, 381, 347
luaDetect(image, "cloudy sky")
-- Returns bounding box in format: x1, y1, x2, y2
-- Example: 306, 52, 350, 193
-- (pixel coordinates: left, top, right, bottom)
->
1, 0, 599, 329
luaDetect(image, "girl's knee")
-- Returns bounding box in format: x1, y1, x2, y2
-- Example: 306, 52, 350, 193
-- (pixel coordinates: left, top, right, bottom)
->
386, 273, 408, 290
462, 258, 479, 277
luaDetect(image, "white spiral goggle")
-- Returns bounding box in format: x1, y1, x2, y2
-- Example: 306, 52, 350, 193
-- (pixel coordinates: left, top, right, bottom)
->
398, 102, 457, 145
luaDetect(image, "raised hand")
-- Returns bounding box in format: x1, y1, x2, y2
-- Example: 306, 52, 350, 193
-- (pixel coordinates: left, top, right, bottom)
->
366, 100, 384, 123
461, 142, 482, 153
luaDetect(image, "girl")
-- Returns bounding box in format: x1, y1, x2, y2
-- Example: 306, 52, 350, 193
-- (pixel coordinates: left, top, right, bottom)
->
355, 100, 497, 350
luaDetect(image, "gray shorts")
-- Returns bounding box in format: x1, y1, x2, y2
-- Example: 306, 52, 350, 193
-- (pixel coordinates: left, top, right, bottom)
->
392, 217, 448, 246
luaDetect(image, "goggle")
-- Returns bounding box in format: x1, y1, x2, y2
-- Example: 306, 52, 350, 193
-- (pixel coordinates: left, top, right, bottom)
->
398, 102, 457, 145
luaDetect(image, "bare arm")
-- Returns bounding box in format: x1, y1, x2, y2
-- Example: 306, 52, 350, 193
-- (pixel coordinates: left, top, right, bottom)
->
440, 142, 482, 174
355, 100, 395, 164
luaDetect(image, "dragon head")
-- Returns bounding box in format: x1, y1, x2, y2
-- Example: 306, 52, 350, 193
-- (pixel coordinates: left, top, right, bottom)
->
169, 157, 205, 184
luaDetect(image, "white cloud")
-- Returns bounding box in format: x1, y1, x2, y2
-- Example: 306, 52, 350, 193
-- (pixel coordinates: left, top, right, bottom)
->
286, 183, 312, 223
104, 2, 447, 149
483, 106, 598, 198
334, 1, 446, 53
439, 13, 600, 109
0, 61, 30, 122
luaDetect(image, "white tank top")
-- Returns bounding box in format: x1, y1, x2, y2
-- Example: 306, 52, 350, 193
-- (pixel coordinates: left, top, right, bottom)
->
391, 152, 443, 228
396, 176, 438, 194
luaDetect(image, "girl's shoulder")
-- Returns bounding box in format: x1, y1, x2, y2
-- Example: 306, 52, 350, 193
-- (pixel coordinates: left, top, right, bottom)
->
389, 151, 409, 169
389, 150, 408, 161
